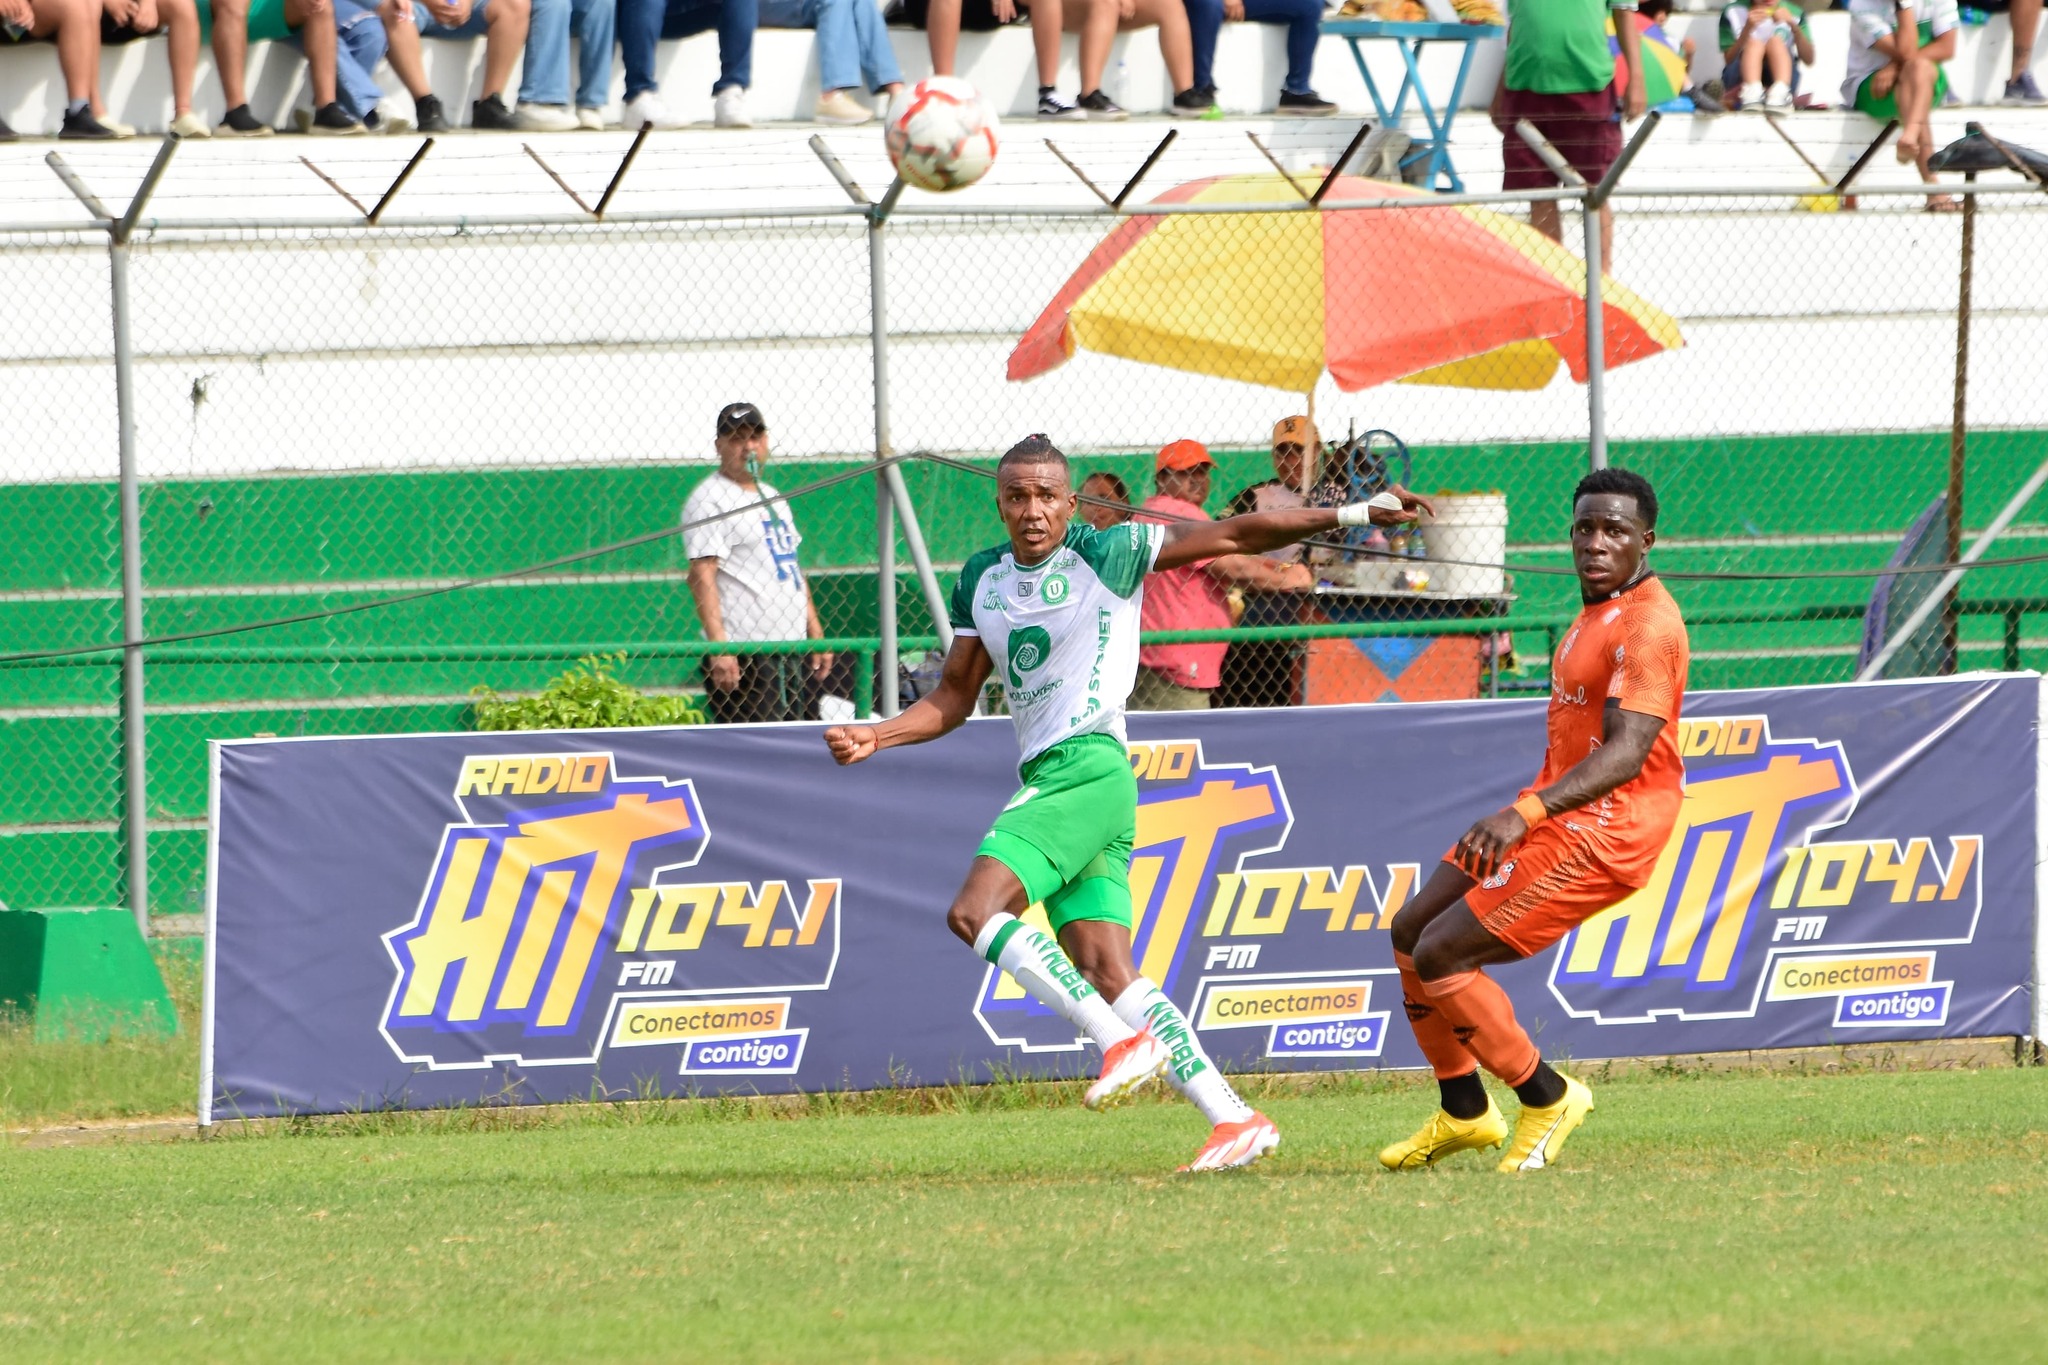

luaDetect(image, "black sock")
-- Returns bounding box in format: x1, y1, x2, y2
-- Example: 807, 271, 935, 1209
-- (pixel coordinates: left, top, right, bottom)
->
1039, 85, 1054, 96
1437, 1069, 1488, 1120
1513, 1060, 1568, 1109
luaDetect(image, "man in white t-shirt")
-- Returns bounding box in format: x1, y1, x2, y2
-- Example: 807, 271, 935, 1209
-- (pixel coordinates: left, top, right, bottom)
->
1842, 0, 1959, 203
682, 402, 832, 723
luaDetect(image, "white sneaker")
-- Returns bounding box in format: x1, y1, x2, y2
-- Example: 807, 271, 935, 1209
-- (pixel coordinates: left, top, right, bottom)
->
100, 114, 137, 137
514, 101, 579, 131
713, 85, 751, 128
1763, 81, 1792, 109
169, 111, 211, 138
814, 88, 872, 125
1737, 81, 1765, 111
575, 105, 604, 129
1082, 1028, 1169, 1111
621, 90, 683, 130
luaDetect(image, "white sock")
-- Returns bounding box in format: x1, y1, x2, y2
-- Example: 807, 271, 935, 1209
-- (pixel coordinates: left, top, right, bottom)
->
974, 913, 1133, 1051
1112, 978, 1255, 1127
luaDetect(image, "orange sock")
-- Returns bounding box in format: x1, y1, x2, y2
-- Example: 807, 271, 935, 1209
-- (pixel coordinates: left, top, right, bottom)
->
1420, 968, 1541, 1088
1395, 952, 1480, 1080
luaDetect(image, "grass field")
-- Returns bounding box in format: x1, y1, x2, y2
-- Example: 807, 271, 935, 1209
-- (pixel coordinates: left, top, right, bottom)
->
3, 1062, 2045, 1363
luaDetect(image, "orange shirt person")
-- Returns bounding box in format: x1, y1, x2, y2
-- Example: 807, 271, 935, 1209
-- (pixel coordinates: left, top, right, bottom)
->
1382, 467, 1690, 1176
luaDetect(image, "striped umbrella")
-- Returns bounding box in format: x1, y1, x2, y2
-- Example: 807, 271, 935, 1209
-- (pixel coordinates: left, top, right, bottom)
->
1009, 172, 1682, 395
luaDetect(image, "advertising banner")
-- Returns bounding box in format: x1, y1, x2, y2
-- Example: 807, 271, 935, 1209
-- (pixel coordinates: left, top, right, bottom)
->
203, 675, 2040, 1120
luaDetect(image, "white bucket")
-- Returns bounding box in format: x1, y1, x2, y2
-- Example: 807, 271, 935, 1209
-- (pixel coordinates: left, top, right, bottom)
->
1425, 494, 1509, 598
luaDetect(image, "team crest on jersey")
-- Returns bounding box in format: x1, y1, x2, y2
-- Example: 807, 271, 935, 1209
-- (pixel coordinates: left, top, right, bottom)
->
1006, 625, 1053, 691
1041, 574, 1070, 605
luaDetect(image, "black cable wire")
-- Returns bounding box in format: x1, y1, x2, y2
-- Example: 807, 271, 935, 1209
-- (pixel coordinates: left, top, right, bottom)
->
5, 447, 2045, 669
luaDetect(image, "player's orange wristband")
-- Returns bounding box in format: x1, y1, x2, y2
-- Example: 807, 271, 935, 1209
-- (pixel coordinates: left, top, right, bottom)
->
1513, 794, 1549, 829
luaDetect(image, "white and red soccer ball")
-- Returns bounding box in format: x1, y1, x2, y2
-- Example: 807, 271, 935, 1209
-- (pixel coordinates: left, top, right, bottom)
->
884, 77, 1000, 193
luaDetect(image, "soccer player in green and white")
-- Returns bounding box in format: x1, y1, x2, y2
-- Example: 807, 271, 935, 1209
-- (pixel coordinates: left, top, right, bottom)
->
824, 435, 1429, 1171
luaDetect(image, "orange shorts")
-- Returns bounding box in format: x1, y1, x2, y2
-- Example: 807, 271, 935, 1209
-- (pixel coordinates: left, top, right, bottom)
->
1443, 821, 1639, 958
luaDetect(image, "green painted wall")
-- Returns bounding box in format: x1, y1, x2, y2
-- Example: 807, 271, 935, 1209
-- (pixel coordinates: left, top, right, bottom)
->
4, 428, 2045, 912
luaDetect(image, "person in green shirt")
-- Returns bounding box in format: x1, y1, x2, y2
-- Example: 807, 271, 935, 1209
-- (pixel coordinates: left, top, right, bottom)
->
1494, 0, 1647, 264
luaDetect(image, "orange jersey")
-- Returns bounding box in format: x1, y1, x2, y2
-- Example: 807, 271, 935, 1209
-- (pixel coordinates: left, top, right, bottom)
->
1526, 575, 1690, 884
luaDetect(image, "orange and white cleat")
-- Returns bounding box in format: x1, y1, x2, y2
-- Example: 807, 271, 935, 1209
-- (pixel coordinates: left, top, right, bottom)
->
1180, 1112, 1281, 1172
1083, 1029, 1169, 1111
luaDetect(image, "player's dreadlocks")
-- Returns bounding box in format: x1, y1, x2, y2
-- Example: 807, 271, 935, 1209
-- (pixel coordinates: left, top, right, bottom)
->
1573, 467, 1659, 529
998, 433, 1070, 479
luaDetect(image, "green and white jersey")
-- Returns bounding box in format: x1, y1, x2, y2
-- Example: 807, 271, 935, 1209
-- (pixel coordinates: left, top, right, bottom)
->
950, 520, 1166, 766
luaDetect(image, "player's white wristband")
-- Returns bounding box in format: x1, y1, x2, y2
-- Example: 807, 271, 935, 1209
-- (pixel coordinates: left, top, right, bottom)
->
1336, 492, 1405, 527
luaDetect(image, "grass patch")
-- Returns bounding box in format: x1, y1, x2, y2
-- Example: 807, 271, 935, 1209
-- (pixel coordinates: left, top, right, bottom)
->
0, 1067, 2043, 1362
0, 944, 201, 1129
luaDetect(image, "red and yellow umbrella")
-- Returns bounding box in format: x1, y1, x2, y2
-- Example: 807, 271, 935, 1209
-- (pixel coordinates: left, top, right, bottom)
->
1009, 172, 1681, 394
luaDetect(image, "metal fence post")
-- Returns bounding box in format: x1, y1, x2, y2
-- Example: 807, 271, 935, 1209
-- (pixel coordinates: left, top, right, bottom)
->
81, 136, 179, 934
869, 179, 907, 718
1944, 174, 1977, 669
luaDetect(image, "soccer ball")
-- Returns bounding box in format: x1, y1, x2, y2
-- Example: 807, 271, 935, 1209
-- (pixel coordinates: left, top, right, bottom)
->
884, 77, 1000, 193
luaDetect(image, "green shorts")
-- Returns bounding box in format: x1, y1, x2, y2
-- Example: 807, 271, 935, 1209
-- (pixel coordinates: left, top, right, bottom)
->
1853, 33, 1949, 121
199, 0, 296, 46
976, 732, 1136, 935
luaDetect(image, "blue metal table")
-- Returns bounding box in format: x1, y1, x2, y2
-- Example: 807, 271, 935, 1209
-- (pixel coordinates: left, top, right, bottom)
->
1319, 18, 1504, 192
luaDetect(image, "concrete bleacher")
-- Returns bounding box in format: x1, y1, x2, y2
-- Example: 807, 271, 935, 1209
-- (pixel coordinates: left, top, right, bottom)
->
0, 4, 2042, 136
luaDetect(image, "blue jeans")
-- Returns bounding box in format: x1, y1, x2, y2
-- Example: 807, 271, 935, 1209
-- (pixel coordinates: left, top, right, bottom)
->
297, 0, 388, 118
1182, 0, 1322, 94
757, 0, 900, 93
618, 0, 754, 98
522, 0, 618, 105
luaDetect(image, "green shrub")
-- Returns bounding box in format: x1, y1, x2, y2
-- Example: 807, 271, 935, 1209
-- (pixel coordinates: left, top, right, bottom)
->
471, 653, 707, 731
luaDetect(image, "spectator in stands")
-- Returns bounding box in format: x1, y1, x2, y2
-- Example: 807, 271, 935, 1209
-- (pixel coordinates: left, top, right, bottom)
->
513, 0, 616, 128
902, 0, 1084, 119
1719, 1, 1813, 111
616, 0, 755, 128
1843, 0, 1957, 209
1133, 439, 1313, 711
759, 0, 903, 125
322, 0, 398, 129
1180, 0, 1335, 117
0, 0, 125, 138
683, 402, 833, 723
211, 0, 364, 133
1494, 0, 1646, 263
1079, 470, 1133, 530
97, 0, 205, 136
1063, 0, 1199, 119
1217, 415, 1319, 709
378, 0, 530, 129
1999, 0, 2043, 104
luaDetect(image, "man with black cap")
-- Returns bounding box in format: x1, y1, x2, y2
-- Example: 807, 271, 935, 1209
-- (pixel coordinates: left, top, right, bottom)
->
682, 402, 832, 723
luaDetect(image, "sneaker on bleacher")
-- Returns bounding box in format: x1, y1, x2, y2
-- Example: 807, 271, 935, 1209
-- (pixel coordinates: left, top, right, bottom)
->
714, 86, 752, 128
2005, 72, 2047, 105
814, 89, 873, 125
515, 102, 580, 131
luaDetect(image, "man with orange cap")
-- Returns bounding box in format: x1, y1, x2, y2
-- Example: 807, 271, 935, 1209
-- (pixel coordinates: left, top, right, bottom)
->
1133, 439, 1315, 710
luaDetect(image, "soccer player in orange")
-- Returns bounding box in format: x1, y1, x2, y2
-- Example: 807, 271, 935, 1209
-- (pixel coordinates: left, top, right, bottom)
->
1381, 467, 1689, 1173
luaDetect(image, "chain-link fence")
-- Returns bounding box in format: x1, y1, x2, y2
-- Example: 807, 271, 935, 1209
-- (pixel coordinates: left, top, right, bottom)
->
6, 138, 2046, 927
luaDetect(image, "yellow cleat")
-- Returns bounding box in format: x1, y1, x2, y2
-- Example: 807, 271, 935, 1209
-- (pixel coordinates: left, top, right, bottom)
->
1497, 1072, 1595, 1173
1378, 1098, 1509, 1170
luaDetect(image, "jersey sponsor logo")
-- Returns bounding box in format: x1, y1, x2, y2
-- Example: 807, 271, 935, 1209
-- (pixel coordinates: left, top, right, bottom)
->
380, 753, 840, 1070
972, 738, 1407, 1055
1548, 714, 1985, 1028
1005, 624, 1053, 691
762, 513, 802, 584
